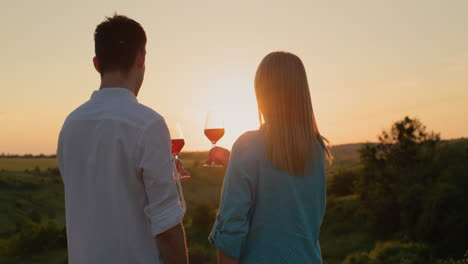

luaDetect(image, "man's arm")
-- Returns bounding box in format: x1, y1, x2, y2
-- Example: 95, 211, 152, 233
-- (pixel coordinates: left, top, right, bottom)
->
136, 119, 187, 262
217, 249, 239, 264
156, 222, 188, 264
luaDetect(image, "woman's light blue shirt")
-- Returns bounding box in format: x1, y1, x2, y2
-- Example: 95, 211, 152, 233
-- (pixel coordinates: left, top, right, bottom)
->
209, 130, 327, 264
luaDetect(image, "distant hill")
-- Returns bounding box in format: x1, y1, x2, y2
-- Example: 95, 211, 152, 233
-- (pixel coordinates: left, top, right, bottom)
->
328, 143, 368, 173
440, 137, 468, 146
327, 138, 468, 174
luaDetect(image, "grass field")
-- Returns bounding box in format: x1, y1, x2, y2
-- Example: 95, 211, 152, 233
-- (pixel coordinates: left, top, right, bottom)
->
0, 250, 68, 264
0, 144, 367, 264
0, 143, 365, 173
0, 159, 58, 172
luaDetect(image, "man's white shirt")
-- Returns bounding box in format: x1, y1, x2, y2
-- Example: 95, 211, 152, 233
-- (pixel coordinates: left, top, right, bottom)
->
57, 88, 184, 264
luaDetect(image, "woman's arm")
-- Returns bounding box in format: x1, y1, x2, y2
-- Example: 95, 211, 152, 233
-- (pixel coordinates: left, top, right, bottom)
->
218, 249, 239, 264
208, 133, 257, 261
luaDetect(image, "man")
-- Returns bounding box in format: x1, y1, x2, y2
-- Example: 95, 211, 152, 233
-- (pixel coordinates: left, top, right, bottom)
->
57, 15, 188, 264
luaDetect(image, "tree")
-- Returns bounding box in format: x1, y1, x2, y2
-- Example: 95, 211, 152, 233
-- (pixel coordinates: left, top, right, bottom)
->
356, 117, 439, 236
354, 116, 468, 259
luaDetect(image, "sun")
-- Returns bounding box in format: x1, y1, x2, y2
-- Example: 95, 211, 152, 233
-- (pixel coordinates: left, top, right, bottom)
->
162, 71, 261, 151
222, 93, 260, 149
206, 76, 260, 150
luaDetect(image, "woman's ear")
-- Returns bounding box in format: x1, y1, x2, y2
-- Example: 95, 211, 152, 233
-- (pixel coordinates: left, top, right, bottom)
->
93, 57, 101, 73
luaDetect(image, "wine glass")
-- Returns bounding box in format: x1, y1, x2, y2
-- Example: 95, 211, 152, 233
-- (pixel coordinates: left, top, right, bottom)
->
204, 110, 225, 167
169, 122, 190, 182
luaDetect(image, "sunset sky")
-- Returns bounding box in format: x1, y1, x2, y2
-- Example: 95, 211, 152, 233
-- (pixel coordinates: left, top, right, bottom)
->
1, 0, 467, 154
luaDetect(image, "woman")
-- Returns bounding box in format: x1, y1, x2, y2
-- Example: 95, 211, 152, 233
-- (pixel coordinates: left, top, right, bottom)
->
208, 51, 333, 264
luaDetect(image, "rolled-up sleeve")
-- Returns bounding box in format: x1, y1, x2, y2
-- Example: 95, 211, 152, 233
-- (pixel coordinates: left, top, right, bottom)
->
137, 119, 184, 237
209, 133, 256, 259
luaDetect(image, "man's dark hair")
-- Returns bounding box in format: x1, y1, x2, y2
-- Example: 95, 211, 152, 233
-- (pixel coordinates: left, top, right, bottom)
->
94, 14, 146, 75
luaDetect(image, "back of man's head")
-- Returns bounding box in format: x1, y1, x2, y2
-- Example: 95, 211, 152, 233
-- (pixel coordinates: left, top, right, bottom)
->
94, 14, 146, 76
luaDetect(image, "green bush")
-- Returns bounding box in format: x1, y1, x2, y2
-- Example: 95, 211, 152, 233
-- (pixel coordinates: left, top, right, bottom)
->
342, 252, 370, 264
1, 220, 67, 257
437, 251, 468, 264
29, 210, 42, 223
328, 169, 360, 197
342, 241, 432, 264
369, 241, 431, 264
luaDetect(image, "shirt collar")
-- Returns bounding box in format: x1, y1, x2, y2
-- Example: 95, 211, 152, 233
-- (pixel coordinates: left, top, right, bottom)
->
90, 87, 138, 102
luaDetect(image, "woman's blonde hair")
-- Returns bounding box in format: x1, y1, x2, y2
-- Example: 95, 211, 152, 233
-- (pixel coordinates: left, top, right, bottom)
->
254, 51, 333, 175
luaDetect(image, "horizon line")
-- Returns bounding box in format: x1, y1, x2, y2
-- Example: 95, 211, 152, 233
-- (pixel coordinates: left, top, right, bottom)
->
1, 136, 466, 156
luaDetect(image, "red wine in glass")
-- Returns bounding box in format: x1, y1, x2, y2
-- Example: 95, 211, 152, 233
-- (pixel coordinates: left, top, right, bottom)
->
169, 122, 190, 182
171, 139, 185, 156
204, 128, 225, 144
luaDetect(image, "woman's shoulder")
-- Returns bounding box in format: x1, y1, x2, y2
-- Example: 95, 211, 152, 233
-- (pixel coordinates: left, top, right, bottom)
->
233, 130, 264, 150
229, 130, 265, 164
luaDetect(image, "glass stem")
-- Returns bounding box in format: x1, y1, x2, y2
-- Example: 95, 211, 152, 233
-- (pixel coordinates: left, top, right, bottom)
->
211, 143, 216, 165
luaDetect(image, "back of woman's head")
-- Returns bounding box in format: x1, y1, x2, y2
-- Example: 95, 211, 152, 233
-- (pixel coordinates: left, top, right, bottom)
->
254, 51, 332, 175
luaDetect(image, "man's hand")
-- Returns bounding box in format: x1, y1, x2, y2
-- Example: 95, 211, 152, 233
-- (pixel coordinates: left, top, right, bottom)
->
207, 147, 231, 167
175, 158, 191, 182
156, 222, 188, 264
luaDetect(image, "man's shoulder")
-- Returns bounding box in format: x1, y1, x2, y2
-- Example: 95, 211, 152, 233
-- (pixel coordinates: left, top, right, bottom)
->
63, 100, 93, 123
131, 102, 165, 125
62, 99, 165, 130
134, 102, 163, 120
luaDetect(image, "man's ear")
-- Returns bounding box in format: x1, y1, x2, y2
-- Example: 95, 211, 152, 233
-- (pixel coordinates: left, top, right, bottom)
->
136, 50, 146, 68
93, 57, 101, 73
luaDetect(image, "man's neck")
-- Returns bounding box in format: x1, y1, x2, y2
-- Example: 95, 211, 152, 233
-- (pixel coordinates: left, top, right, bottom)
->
99, 71, 136, 95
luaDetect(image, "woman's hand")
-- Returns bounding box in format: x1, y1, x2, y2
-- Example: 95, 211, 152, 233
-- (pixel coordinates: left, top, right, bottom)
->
207, 147, 231, 167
